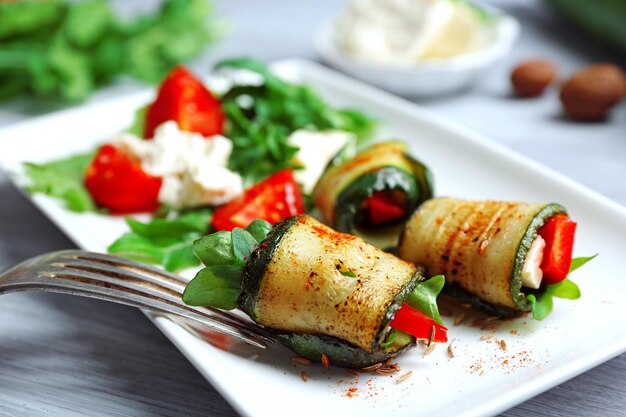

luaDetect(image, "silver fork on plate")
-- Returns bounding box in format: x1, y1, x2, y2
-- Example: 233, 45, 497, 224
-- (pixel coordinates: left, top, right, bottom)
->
0, 250, 272, 349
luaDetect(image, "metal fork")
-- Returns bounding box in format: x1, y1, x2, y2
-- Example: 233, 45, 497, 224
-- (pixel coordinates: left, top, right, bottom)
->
0, 250, 272, 349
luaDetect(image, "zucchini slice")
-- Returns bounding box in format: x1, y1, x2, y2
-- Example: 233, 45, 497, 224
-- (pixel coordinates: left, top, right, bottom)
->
313, 141, 434, 234
240, 215, 424, 367
398, 198, 566, 316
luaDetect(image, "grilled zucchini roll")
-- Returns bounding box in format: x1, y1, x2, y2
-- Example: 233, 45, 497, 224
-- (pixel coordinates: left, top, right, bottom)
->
240, 215, 423, 367
398, 198, 571, 316
313, 141, 434, 234
184, 215, 448, 368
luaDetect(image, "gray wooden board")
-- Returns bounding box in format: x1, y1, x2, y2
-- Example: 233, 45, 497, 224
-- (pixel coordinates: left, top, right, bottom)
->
1, 0, 625, 416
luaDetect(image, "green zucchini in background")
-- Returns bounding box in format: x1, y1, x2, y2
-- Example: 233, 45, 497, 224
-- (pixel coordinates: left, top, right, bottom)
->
240, 215, 423, 368
313, 141, 434, 236
546, 0, 626, 56
398, 198, 566, 317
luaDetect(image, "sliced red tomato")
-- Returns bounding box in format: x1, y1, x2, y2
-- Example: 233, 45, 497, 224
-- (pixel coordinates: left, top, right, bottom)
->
366, 191, 405, 225
538, 214, 577, 285
389, 304, 448, 343
144, 65, 224, 138
212, 170, 304, 231
85, 145, 162, 214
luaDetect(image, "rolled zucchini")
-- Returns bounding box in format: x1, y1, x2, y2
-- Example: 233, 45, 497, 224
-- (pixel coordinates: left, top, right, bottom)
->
313, 141, 434, 234
240, 215, 423, 367
398, 198, 567, 316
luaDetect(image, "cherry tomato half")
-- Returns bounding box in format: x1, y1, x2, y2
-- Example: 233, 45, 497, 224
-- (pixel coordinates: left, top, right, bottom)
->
144, 65, 224, 138
85, 145, 162, 214
212, 170, 304, 231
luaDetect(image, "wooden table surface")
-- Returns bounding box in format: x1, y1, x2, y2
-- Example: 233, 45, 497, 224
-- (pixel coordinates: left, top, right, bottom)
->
1, 1, 625, 416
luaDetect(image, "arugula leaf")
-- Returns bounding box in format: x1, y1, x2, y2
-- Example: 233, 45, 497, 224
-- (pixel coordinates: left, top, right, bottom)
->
182, 265, 242, 309
340, 270, 357, 278
193, 231, 235, 266
245, 219, 273, 243
183, 223, 273, 309
231, 227, 258, 265
526, 255, 594, 320
23, 151, 96, 212
404, 274, 445, 325
108, 209, 212, 272
569, 254, 598, 273
214, 58, 377, 181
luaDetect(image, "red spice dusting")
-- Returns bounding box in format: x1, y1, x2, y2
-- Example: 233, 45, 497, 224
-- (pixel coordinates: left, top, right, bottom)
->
344, 387, 358, 398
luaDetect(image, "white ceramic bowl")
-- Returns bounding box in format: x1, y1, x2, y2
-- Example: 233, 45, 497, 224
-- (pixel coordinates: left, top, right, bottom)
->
313, 6, 520, 97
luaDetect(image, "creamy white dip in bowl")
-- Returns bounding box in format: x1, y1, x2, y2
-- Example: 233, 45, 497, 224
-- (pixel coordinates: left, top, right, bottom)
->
314, 1, 519, 97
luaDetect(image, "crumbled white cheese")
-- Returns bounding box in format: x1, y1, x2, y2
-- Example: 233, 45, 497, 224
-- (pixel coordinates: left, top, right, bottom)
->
113, 121, 243, 208
287, 129, 354, 193
336, 0, 488, 64
521, 235, 546, 289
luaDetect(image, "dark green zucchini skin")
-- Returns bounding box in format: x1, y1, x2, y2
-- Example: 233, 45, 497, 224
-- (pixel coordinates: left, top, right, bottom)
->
239, 215, 425, 368
238, 216, 298, 320
335, 167, 418, 233
275, 332, 414, 369
509, 203, 567, 312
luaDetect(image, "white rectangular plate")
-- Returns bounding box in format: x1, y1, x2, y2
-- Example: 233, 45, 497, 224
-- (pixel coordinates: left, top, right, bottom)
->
1, 59, 625, 417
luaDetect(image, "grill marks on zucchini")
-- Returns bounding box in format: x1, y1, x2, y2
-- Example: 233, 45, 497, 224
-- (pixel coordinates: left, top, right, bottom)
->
398, 198, 566, 315
313, 141, 434, 233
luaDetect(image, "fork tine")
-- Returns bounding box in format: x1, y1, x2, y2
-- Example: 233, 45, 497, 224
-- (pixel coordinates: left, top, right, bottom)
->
8, 271, 271, 349
42, 266, 273, 344
49, 256, 268, 338
0, 250, 274, 348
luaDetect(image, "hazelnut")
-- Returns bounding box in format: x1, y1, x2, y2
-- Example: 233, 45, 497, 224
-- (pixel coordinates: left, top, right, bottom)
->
560, 64, 626, 121
511, 59, 557, 97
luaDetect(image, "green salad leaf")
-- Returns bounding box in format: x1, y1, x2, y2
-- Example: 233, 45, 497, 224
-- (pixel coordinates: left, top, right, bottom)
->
569, 253, 598, 273
0, 0, 223, 102
214, 57, 377, 182
108, 209, 212, 272
245, 219, 273, 243
405, 274, 445, 325
182, 265, 242, 309
23, 151, 96, 212
183, 220, 271, 308
526, 255, 596, 320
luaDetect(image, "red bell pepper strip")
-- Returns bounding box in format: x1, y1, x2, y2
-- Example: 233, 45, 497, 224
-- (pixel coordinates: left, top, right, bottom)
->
85, 145, 162, 214
144, 66, 224, 138
389, 304, 448, 343
212, 169, 305, 231
538, 214, 577, 285
366, 191, 405, 225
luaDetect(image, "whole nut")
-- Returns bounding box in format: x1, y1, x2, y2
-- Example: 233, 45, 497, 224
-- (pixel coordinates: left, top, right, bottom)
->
560, 63, 626, 121
511, 59, 557, 97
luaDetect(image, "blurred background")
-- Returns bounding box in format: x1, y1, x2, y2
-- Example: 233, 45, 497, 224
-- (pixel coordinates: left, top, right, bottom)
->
0, 1, 625, 416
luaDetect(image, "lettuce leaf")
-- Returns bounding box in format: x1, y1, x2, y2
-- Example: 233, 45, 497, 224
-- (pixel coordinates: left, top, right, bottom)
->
108, 209, 212, 272
23, 151, 96, 212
